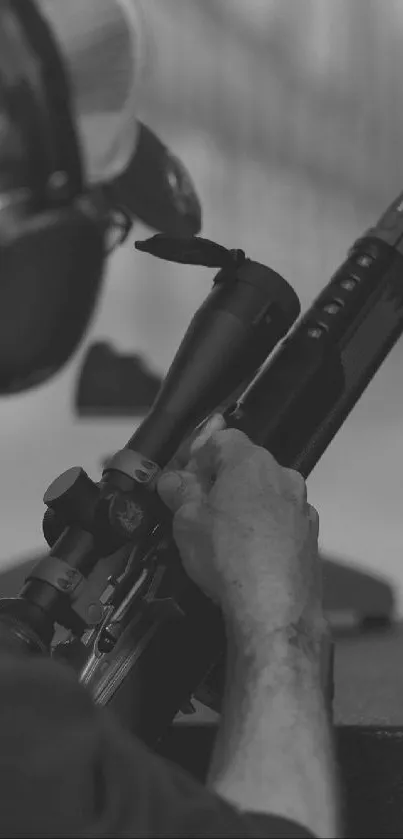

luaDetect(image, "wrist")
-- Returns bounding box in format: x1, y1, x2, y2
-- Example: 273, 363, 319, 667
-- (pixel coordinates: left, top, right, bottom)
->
210, 610, 338, 836
223, 609, 329, 689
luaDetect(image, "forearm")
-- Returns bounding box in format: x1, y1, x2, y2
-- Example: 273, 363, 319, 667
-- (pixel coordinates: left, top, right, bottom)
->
207, 619, 341, 838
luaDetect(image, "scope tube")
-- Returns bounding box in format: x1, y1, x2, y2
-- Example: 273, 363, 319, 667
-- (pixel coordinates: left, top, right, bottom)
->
103, 257, 299, 494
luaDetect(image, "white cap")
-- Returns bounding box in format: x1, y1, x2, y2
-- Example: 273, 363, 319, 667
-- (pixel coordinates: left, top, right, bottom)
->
37, 0, 146, 185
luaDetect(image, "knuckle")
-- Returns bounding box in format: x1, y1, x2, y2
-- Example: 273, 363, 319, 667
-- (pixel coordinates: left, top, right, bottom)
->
253, 445, 279, 467
309, 503, 319, 523
211, 427, 253, 449
283, 467, 307, 501
308, 504, 320, 534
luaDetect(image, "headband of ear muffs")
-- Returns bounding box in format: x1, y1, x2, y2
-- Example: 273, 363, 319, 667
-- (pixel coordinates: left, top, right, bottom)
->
0, 0, 106, 394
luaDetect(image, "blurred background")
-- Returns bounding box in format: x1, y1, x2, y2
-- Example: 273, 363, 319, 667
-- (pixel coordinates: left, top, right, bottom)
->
2, 0, 403, 619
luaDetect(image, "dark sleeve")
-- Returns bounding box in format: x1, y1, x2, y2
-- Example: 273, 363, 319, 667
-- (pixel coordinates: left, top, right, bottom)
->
0, 649, 317, 838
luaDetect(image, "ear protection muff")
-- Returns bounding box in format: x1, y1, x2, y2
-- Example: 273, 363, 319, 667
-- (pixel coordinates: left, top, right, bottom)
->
0, 0, 107, 394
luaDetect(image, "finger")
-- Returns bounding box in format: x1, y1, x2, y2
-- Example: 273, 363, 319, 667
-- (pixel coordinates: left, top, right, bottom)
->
189, 413, 227, 457
157, 468, 203, 514
282, 467, 308, 505
190, 426, 256, 480
167, 413, 226, 473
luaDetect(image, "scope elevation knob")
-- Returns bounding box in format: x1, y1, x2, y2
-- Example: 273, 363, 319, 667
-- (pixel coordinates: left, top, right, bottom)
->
43, 467, 100, 531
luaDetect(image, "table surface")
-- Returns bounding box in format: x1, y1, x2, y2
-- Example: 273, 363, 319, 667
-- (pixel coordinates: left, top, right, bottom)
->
334, 622, 403, 726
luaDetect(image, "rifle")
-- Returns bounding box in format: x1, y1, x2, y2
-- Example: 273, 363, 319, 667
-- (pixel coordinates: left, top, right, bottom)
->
0, 190, 402, 751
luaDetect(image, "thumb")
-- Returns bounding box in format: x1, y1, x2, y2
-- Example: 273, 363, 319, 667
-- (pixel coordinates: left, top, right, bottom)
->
157, 469, 198, 514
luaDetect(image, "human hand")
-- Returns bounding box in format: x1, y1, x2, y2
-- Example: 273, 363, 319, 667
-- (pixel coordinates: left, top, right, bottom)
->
157, 415, 324, 647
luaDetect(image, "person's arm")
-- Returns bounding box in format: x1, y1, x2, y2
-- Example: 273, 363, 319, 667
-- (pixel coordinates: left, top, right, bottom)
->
0, 641, 317, 838
207, 617, 341, 838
